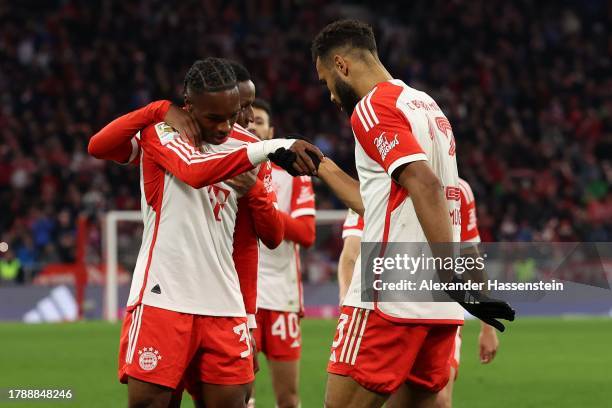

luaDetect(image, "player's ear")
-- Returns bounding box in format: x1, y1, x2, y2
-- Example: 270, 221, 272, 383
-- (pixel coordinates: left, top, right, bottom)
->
333, 55, 349, 77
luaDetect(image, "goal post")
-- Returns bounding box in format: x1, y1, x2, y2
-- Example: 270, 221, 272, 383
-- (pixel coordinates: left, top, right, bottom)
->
103, 209, 347, 322
104, 210, 141, 323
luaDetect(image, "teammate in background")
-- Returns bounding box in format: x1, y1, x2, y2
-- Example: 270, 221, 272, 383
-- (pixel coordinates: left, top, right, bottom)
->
88, 58, 322, 408
223, 62, 284, 373
307, 20, 513, 407
338, 178, 500, 408
247, 98, 316, 408
229, 61, 256, 127
337, 209, 363, 306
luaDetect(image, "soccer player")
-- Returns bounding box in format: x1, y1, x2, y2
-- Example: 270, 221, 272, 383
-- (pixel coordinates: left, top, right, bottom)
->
88, 57, 322, 408
307, 20, 513, 407
224, 60, 283, 355
248, 98, 317, 408
338, 178, 500, 408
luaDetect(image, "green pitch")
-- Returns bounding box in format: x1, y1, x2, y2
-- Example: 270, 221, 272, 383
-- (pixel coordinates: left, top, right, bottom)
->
0, 317, 611, 407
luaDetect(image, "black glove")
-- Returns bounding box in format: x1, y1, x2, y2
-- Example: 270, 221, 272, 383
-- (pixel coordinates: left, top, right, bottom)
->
446, 276, 516, 332
268, 147, 300, 176
268, 147, 322, 177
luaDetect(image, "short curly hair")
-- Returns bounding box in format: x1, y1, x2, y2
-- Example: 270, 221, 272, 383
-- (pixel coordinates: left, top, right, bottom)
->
228, 60, 251, 82
184, 57, 237, 94
311, 19, 377, 62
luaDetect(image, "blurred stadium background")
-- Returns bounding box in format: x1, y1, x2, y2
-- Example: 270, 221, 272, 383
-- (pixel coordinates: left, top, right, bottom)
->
0, 0, 611, 406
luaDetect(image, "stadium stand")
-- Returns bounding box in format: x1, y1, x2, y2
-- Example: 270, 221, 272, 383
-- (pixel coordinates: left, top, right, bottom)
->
0, 0, 610, 282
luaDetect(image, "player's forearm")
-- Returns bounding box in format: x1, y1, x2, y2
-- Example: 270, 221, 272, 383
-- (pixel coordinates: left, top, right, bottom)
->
246, 181, 285, 249
281, 213, 316, 247
460, 244, 488, 286
338, 257, 355, 301
88, 100, 170, 162
166, 140, 296, 189
318, 158, 364, 216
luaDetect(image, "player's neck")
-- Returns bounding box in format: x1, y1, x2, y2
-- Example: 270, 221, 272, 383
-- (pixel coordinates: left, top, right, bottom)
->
355, 63, 393, 98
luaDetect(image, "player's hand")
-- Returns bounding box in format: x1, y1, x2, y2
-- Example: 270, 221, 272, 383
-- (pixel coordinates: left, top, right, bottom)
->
164, 104, 202, 149
478, 324, 499, 364
445, 277, 515, 332
225, 168, 259, 197
268, 140, 323, 176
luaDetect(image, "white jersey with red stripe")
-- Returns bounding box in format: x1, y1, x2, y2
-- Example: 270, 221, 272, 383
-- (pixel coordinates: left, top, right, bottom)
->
257, 165, 316, 313
459, 177, 481, 243
343, 178, 481, 244
127, 123, 259, 317
342, 208, 364, 239
343, 79, 463, 323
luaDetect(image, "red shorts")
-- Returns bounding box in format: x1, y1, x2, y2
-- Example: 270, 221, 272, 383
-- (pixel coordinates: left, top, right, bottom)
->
252, 309, 301, 361
118, 304, 254, 389
327, 306, 459, 394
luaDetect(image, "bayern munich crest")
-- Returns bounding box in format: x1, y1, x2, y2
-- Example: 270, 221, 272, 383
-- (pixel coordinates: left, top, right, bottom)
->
138, 347, 162, 371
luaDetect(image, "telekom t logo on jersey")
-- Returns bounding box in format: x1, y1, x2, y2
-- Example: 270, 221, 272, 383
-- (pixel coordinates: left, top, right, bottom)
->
374, 132, 400, 161
207, 185, 230, 221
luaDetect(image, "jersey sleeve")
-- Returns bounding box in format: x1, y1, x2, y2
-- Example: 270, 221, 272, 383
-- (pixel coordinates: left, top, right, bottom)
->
88, 100, 171, 164
281, 212, 316, 247
245, 179, 285, 249
233, 202, 259, 315
342, 209, 364, 239
289, 176, 316, 218
351, 89, 427, 177
139, 123, 256, 189
459, 179, 481, 243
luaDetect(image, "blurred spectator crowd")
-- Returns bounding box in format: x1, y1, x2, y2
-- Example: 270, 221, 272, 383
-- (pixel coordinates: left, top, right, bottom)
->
0, 0, 610, 283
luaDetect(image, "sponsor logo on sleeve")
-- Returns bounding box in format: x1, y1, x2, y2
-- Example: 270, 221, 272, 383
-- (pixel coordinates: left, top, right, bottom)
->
374, 132, 400, 161
155, 123, 179, 145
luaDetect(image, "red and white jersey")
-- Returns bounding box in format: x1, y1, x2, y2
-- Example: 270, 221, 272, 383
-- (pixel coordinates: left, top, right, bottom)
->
342, 179, 480, 243
127, 123, 257, 317
459, 178, 481, 243
342, 209, 364, 239
257, 166, 316, 313
343, 79, 463, 323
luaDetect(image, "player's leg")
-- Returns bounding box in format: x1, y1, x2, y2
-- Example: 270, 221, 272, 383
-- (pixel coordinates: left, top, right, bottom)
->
248, 309, 267, 407
268, 359, 300, 408
262, 310, 302, 408
403, 325, 459, 408
433, 366, 455, 408
167, 387, 184, 408
199, 383, 252, 408
387, 352, 457, 408
127, 377, 173, 408
118, 305, 196, 408
326, 307, 430, 408
193, 315, 255, 407
325, 373, 387, 408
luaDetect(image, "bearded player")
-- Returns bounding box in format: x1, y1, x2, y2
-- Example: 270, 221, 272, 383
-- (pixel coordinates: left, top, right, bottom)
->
302, 20, 514, 407
248, 98, 316, 408
89, 57, 322, 408
338, 177, 499, 408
